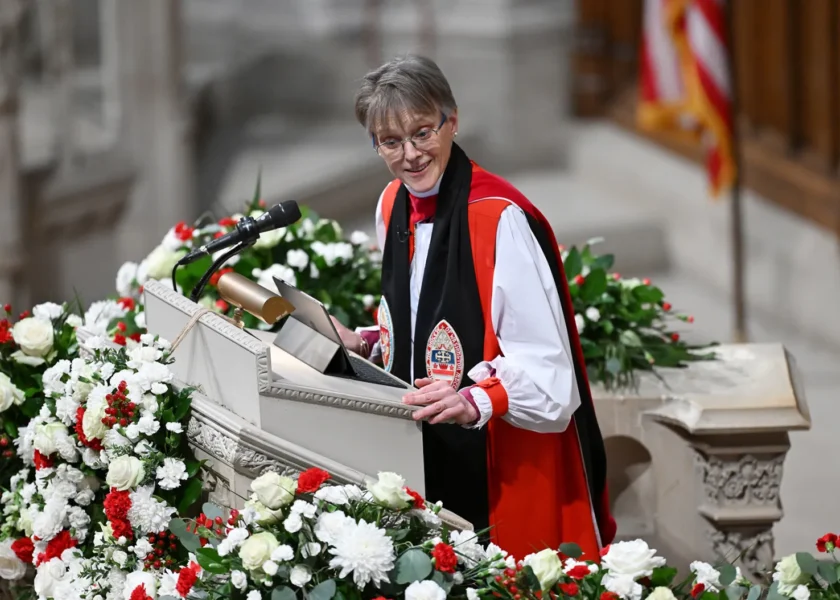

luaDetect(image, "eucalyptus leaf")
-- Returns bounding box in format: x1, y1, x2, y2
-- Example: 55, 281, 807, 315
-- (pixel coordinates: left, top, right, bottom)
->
559, 543, 582, 559
818, 559, 839, 584
309, 579, 337, 600
796, 552, 818, 575
272, 586, 297, 600
619, 330, 642, 347
718, 564, 737, 587
393, 549, 433, 584
746, 586, 762, 600
431, 571, 455, 594
202, 502, 225, 521
169, 518, 201, 553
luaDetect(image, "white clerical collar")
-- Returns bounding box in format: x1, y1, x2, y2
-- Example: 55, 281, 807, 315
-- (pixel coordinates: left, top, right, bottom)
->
405, 175, 442, 198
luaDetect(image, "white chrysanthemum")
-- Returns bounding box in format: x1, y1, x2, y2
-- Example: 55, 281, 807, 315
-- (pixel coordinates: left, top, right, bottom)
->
405, 580, 447, 600
84, 301, 128, 336
33, 302, 65, 322
42, 360, 71, 397
449, 530, 485, 568
690, 561, 721, 592
328, 519, 395, 588
127, 486, 176, 534
156, 458, 188, 490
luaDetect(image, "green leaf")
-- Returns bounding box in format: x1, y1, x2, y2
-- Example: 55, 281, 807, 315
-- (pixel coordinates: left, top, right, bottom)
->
563, 248, 582, 279
195, 548, 228, 574
818, 560, 838, 584
717, 564, 737, 587
766, 582, 787, 600
521, 566, 542, 592
796, 552, 818, 575
3, 419, 18, 439
650, 566, 678, 587
202, 502, 225, 521
178, 478, 203, 514
559, 543, 582, 559
309, 579, 337, 600
726, 585, 746, 600
602, 320, 614, 335
393, 548, 433, 584
186, 460, 202, 478
272, 587, 297, 600
387, 528, 411, 542
605, 358, 623, 375
580, 269, 607, 303
431, 571, 455, 594
593, 254, 615, 271
746, 586, 762, 600
169, 518, 201, 553
619, 330, 642, 347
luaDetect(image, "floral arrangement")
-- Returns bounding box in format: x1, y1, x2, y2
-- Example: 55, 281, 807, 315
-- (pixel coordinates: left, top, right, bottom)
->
114, 194, 382, 335
562, 239, 716, 390
0, 329, 202, 599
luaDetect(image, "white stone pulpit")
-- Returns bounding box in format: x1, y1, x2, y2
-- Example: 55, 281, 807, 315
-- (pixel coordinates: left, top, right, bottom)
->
141, 279, 470, 529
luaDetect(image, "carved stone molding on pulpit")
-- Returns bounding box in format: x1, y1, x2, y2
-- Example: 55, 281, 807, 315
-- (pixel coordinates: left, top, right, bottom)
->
693, 449, 786, 580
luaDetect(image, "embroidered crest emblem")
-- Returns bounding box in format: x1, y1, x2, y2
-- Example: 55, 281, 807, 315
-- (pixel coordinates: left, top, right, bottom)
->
425, 320, 464, 390
378, 297, 394, 372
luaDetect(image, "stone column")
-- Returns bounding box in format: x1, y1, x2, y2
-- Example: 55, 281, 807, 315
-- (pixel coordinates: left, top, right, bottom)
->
0, 0, 26, 307
101, 0, 194, 264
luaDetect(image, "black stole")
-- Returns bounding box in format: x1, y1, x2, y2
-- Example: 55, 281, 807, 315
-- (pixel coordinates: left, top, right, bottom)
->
380, 143, 490, 530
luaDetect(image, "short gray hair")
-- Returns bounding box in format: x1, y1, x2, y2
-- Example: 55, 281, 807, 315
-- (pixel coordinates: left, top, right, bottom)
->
354, 54, 457, 134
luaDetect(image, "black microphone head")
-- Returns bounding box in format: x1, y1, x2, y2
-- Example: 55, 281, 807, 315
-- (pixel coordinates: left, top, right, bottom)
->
259, 201, 301, 230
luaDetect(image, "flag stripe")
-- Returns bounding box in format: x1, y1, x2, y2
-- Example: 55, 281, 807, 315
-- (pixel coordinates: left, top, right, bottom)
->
647, 0, 684, 101
687, 3, 731, 97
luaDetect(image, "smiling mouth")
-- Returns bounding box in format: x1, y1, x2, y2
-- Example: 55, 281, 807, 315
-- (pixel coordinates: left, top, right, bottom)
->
406, 163, 430, 174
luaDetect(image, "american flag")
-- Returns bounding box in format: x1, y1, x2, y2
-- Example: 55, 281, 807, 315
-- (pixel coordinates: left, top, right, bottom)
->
638, 0, 736, 197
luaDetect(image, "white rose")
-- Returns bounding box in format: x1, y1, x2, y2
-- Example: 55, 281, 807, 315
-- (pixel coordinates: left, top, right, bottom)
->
405, 580, 447, 600
773, 554, 811, 596
12, 317, 55, 358
575, 313, 585, 333
142, 244, 187, 280
290, 564, 312, 587
239, 532, 280, 571
250, 471, 296, 510
647, 587, 677, 600
105, 455, 146, 491
367, 472, 413, 509
792, 585, 811, 600
32, 302, 64, 322
33, 422, 68, 456
124, 571, 157, 600
523, 549, 564, 591
690, 561, 721, 591
602, 575, 644, 600
243, 499, 284, 525
585, 307, 601, 322
116, 262, 140, 298
231, 570, 248, 591
350, 230, 370, 245
601, 540, 666, 581
82, 395, 110, 440
0, 372, 25, 412
0, 539, 27, 580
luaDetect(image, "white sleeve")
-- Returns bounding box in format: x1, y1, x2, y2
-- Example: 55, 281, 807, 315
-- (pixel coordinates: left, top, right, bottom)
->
375, 188, 387, 252
467, 205, 581, 434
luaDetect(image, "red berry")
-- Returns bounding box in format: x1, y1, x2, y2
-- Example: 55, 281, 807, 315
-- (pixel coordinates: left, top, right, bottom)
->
515, 596, 521, 600
643, 278, 651, 285
2, 304, 10, 313
166, 558, 173, 566
510, 587, 519, 594
116, 321, 127, 332
687, 315, 695, 323
169, 543, 177, 550
612, 273, 621, 280
146, 552, 155, 561
505, 568, 516, 577
128, 402, 137, 411
148, 534, 156, 543
0, 438, 7, 448
214, 516, 223, 525
495, 576, 503, 583
169, 533, 176, 540
18, 311, 29, 319
573, 275, 585, 286
153, 560, 161, 569
662, 302, 672, 311
2, 450, 13, 458
119, 418, 128, 427
671, 333, 680, 342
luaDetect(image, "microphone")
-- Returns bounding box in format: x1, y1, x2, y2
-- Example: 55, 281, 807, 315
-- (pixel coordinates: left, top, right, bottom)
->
178, 201, 302, 266
397, 228, 412, 243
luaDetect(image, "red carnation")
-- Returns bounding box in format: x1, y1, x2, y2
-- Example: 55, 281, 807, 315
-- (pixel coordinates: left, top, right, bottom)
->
600, 593, 619, 600
431, 542, 458, 573
209, 267, 233, 287
691, 583, 705, 598
296, 467, 331, 493
104, 489, 133, 540
176, 562, 201, 597
218, 217, 237, 227
559, 583, 579, 596
130, 585, 154, 600
113, 333, 127, 346
817, 533, 838, 553
33, 450, 54, 470
11, 537, 34, 564
118, 297, 136, 311
174, 221, 195, 242
566, 564, 591, 579
405, 487, 426, 510
37, 530, 76, 565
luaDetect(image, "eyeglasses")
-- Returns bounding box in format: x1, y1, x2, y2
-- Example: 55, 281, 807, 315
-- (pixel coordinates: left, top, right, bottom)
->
373, 114, 448, 157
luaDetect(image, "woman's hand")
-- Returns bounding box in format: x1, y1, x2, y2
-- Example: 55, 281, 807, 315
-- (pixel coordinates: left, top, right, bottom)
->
330, 316, 362, 354
402, 378, 478, 425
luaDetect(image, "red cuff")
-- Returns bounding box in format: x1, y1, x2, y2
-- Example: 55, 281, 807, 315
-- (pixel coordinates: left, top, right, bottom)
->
476, 376, 508, 418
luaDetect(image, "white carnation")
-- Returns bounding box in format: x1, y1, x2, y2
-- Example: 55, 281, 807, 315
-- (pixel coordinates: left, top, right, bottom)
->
156, 457, 188, 490
405, 580, 447, 600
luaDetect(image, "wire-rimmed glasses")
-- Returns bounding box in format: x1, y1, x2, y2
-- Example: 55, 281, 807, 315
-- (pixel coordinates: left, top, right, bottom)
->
373, 114, 448, 157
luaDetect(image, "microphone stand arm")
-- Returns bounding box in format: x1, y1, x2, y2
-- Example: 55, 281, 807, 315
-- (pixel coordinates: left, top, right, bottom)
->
188, 241, 254, 304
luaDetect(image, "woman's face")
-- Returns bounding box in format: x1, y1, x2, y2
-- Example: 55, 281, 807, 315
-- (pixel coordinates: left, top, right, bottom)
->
373, 109, 458, 193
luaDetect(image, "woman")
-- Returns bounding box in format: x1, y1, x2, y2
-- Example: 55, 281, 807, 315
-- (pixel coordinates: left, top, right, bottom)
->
334, 54, 615, 560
